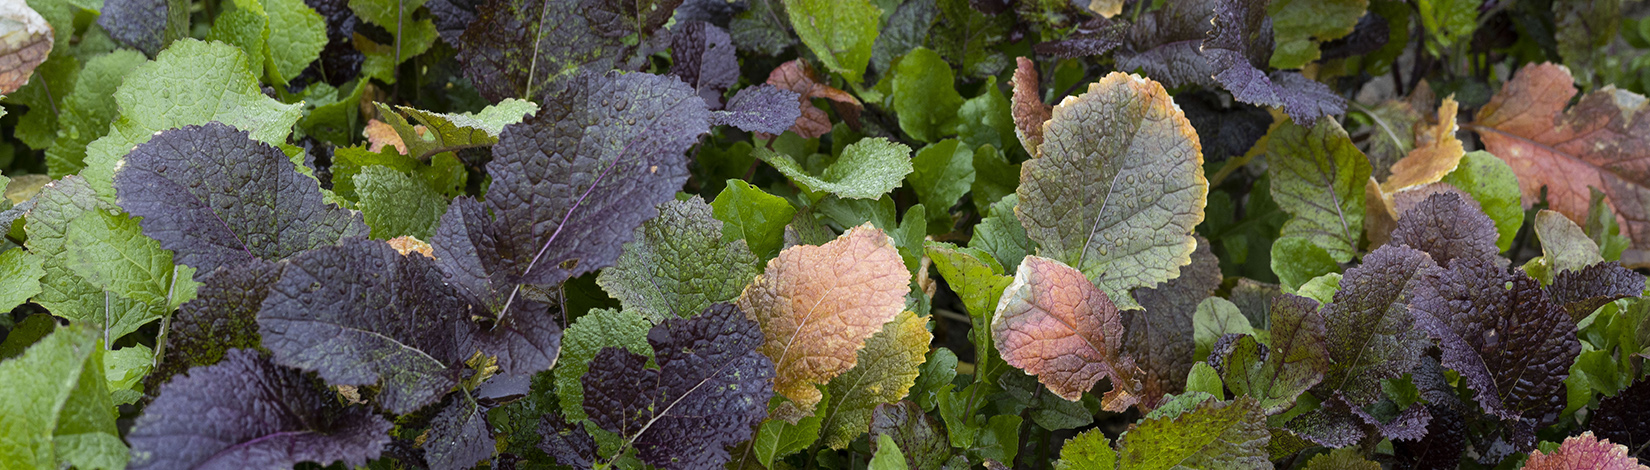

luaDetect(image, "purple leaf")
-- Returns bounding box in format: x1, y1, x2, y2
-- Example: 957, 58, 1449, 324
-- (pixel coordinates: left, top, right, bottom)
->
425, 398, 495, 470
711, 84, 804, 134
128, 349, 393, 470
114, 123, 369, 275
149, 259, 283, 390
1318, 244, 1436, 405
1203, 0, 1345, 123
581, 303, 774, 469
1547, 262, 1645, 320
670, 22, 739, 108
1389, 192, 1504, 267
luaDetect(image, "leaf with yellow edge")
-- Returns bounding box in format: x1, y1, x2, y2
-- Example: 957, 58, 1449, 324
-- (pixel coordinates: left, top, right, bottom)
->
820, 311, 932, 449
993, 255, 1142, 410
1015, 71, 1207, 311
1382, 96, 1464, 193
1521, 432, 1647, 470
738, 224, 912, 421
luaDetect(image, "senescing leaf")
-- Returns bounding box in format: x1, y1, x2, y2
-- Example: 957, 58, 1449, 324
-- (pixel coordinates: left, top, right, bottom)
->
0, 0, 52, 94
1010, 57, 1051, 156
821, 311, 932, 449
581, 303, 775, 469
993, 255, 1143, 410
1015, 71, 1207, 311
1521, 432, 1647, 470
127, 349, 392, 470
1469, 63, 1650, 263
737, 224, 911, 421
765, 59, 863, 138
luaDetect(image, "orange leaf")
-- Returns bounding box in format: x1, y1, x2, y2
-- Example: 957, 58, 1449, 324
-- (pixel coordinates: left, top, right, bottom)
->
0, 0, 52, 95
1012, 57, 1051, 157
1469, 63, 1650, 255
766, 60, 863, 139
1383, 96, 1463, 192
1522, 432, 1647, 470
992, 255, 1142, 409
363, 119, 407, 154
737, 223, 910, 421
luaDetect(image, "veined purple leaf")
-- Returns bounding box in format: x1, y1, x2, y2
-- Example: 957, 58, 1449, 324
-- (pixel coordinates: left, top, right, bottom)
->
127, 349, 393, 470
1317, 244, 1435, 405
1389, 192, 1505, 267
581, 303, 775, 469
712, 84, 804, 134
113, 123, 369, 275
1547, 262, 1645, 320
149, 259, 283, 389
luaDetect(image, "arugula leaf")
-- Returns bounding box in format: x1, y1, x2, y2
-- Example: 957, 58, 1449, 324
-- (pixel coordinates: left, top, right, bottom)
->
0, 325, 126, 470
581, 303, 775, 469
596, 197, 759, 324
1016, 72, 1207, 311
127, 349, 392, 470
113, 123, 369, 275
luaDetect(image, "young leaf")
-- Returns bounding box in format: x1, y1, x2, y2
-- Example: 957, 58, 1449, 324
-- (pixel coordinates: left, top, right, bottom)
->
737, 224, 911, 420
127, 349, 392, 470
1318, 244, 1436, 405
712, 179, 796, 260
1470, 63, 1650, 257
1193, 297, 1253, 362
892, 47, 963, 143
1521, 432, 1645, 470
994, 255, 1142, 409
1547, 262, 1645, 320
99, 0, 188, 55
1411, 256, 1581, 424
581, 303, 775, 469
958, 76, 1019, 157
1535, 209, 1606, 275
596, 197, 760, 324
1114, 396, 1270, 469
1271, 236, 1342, 293
822, 310, 931, 449
83, 39, 304, 198
925, 242, 1011, 382
870, 434, 910, 470
1011, 57, 1051, 155
908, 139, 975, 231
257, 239, 478, 414
1126, 237, 1222, 408
1265, 117, 1371, 263
45, 49, 147, 178
758, 137, 913, 201
670, 21, 738, 107
554, 308, 652, 422
372, 99, 538, 160
0, 326, 126, 470
113, 123, 369, 275
712, 84, 805, 134
1220, 294, 1329, 414
1015, 72, 1207, 311
752, 400, 826, 467
1266, 0, 1366, 69
783, 0, 879, 83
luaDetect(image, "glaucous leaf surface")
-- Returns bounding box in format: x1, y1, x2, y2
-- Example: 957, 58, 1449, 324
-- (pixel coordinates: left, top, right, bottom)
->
1015, 71, 1207, 311
127, 349, 392, 470
993, 255, 1142, 409
581, 303, 775, 469
1471, 63, 1650, 257
737, 224, 910, 420
113, 123, 368, 275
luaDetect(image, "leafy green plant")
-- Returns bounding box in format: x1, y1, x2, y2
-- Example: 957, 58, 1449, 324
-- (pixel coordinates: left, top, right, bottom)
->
1, 0, 1649, 469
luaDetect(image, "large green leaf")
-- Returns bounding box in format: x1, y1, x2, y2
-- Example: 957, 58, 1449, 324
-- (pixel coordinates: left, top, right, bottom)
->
0, 326, 127, 470
1265, 117, 1370, 263
783, 0, 880, 83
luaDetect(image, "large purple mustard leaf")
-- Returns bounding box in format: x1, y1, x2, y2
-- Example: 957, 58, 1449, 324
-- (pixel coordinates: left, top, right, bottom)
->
712, 84, 804, 134
1547, 262, 1646, 320
1389, 191, 1504, 267
257, 239, 477, 415
1124, 236, 1221, 408
424, 398, 495, 470
1202, 0, 1345, 124
127, 349, 393, 470
581, 303, 775, 469
148, 259, 284, 391
1317, 244, 1436, 406
456, 0, 634, 102
1411, 256, 1580, 425
482, 71, 708, 301
1590, 379, 1650, 461
113, 123, 368, 275
431, 196, 508, 311
669, 21, 739, 107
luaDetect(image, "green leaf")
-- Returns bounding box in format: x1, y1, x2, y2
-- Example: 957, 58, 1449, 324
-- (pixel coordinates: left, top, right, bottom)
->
970, 144, 1018, 213
373, 99, 538, 160
1296, 273, 1342, 305
924, 242, 1010, 383
554, 308, 653, 423
958, 76, 1020, 157
931, 0, 1011, 78
1194, 297, 1253, 362
1016, 73, 1208, 310
0, 247, 44, 312
4, 54, 77, 150
82, 39, 304, 199
910, 348, 958, 412
0, 326, 127, 470
1439, 150, 1524, 252
350, 0, 436, 82
1267, 0, 1368, 69
711, 179, 797, 260
26, 177, 158, 343
821, 311, 931, 448
783, 0, 880, 83
263, 0, 327, 83
892, 47, 963, 143
1583, 187, 1631, 262
1535, 209, 1604, 277
297, 80, 368, 147
353, 166, 449, 240
1265, 117, 1371, 263
331, 145, 467, 201
102, 344, 152, 402
758, 137, 913, 201
870, 433, 910, 470
1055, 428, 1116, 470
971, 194, 1031, 275
908, 139, 975, 232
1303, 447, 1380, 469
753, 395, 827, 467
1115, 396, 1270, 469
970, 414, 1022, 464
999, 371, 1101, 431
1416, 0, 1481, 52
64, 209, 180, 310
207, 0, 271, 81
1186, 362, 1224, 398
596, 197, 761, 324
46, 49, 148, 178
1271, 236, 1343, 293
